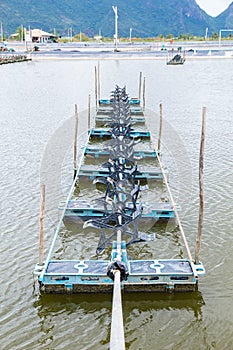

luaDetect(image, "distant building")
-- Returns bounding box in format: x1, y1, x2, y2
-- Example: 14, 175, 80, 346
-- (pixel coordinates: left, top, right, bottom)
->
9, 33, 19, 40
94, 35, 102, 43
29, 29, 57, 43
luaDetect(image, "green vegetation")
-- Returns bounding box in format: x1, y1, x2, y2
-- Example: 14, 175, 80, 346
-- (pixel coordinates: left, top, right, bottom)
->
57, 34, 233, 43
15, 26, 24, 41
58, 32, 90, 43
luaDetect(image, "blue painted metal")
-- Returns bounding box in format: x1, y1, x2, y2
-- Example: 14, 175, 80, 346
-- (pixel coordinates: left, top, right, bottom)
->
97, 109, 144, 117
84, 147, 158, 158
96, 114, 145, 123
99, 98, 140, 105
77, 164, 164, 180
98, 98, 143, 118
63, 199, 175, 222
38, 241, 205, 292
90, 128, 151, 139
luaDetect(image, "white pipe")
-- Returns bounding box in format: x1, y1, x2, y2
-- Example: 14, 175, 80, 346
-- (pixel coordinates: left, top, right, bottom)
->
110, 270, 125, 350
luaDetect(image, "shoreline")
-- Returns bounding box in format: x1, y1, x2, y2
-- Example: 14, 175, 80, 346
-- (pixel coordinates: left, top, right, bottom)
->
30, 53, 233, 61
6, 40, 233, 61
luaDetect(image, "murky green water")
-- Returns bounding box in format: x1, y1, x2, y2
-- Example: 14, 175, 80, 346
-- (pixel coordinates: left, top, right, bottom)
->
1, 57, 233, 349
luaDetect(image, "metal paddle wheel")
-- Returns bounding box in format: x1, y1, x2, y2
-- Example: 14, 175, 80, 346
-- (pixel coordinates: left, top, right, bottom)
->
85, 86, 153, 254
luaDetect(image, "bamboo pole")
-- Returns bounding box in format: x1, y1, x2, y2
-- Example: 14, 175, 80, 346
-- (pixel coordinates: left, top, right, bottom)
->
39, 184, 45, 266
195, 107, 206, 264
88, 94, 91, 132
95, 66, 98, 111
158, 103, 163, 151
110, 269, 125, 350
98, 61, 100, 100
142, 77, 146, 111
73, 104, 78, 180
138, 71, 142, 101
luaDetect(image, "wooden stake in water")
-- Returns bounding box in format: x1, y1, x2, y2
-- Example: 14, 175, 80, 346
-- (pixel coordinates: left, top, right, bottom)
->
95, 66, 98, 111
39, 184, 45, 266
195, 107, 206, 264
88, 94, 91, 132
158, 103, 163, 151
73, 104, 78, 180
98, 61, 100, 101
142, 77, 146, 111
138, 71, 142, 101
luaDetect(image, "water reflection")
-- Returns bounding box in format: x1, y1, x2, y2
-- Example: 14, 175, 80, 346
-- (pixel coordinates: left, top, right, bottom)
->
123, 291, 204, 320
34, 291, 204, 349
34, 294, 112, 349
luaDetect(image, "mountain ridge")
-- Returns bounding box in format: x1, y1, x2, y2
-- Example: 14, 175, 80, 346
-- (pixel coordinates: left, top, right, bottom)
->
0, 0, 233, 38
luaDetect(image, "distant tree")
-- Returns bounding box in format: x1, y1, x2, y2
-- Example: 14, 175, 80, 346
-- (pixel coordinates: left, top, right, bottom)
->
73, 32, 89, 41
16, 26, 24, 41
211, 32, 218, 39
178, 34, 187, 40
166, 33, 173, 39
228, 33, 232, 39
177, 33, 194, 40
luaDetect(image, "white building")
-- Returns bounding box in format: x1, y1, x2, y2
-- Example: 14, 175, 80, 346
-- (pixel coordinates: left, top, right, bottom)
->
29, 29, 56, 43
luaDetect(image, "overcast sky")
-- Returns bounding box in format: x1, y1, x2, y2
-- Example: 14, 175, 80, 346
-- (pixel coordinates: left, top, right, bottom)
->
195, 0, 232, 16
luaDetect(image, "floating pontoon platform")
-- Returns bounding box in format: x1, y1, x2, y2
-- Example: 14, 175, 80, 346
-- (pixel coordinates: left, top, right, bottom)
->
37, 242, 204, 293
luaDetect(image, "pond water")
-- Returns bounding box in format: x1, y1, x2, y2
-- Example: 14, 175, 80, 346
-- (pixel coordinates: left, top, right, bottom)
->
1, 56, 233, 350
